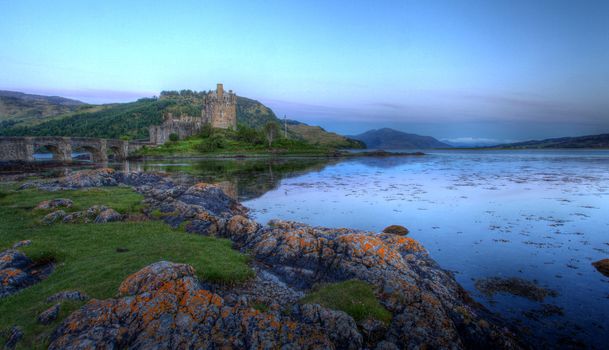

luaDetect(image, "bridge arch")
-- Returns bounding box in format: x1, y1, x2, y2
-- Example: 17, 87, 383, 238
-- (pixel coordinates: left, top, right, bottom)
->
0, 137, 147, 162
29, 137, 72, 161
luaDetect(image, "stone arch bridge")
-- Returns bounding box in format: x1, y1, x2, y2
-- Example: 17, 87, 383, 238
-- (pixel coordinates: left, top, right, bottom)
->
0, 137, 149, 162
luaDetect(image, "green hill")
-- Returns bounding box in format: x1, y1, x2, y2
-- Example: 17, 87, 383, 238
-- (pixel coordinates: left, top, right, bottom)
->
0, 98, 171, 140
0, 90, 361, 148
0, 90, 89, 126
286, 120, 364, 149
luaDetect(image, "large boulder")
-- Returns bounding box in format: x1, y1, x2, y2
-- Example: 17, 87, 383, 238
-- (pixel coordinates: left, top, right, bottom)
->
382, 225, 409, 236
49, 261, 335, 349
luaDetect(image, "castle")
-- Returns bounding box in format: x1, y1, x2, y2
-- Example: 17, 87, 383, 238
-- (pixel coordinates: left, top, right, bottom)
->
149, 84, 237, 144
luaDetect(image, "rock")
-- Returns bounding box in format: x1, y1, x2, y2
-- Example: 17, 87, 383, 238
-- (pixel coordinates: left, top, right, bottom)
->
38, 303, 61, 324
375, 340, 400, 350
41, 210, 66, 224
49, 261, 334, 349
47, 290, 89, 303
85, 205, 108, 219
222, 220, 521, 349
117, 261, 196, 296
592, 259, 609, 277
475, 277, 558, 302
12, 240, 31, 248
59, 206, 123, 224
523, 304, 564, 321
382, 225, 409, 236
20, 168, 118, 191
359, 319, 388, 348
293, 303, 363, 350
0, 249, 53, 298
94, 208, 122, 223
115, 247, 129, 253
176, 182, 247, 218
61, 211, 84, 223
2, 326, 23, 349
35, 198, 73, 210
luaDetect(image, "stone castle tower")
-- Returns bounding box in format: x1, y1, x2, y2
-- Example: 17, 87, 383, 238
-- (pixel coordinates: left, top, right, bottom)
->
202, 83, 237, 129
149, 83, 237, 144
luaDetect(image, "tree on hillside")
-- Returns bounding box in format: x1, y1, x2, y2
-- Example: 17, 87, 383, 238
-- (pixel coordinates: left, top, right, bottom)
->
263, 122, 280, 147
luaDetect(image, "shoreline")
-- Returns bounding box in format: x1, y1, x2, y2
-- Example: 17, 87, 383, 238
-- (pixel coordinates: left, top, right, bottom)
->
1, 168, 526, 349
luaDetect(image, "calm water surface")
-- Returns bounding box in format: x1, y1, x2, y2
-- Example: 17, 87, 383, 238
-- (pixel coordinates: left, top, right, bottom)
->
130, 150, 609, 348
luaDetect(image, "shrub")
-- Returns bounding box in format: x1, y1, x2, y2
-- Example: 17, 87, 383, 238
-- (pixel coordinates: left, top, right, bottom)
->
236, 125, 264, 145
168, 133, 179, 142
197, 124, 214, 138
196, 133, 225, 152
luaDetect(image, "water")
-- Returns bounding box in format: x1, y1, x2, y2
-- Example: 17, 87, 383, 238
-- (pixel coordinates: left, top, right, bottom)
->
128, 150, 609, 347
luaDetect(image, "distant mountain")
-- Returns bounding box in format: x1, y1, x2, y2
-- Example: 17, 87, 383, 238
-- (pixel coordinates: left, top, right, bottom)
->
0, 90, 360, 148
349, 128, 451, 149
0, 90, 88, 126
489, 134, 609, 149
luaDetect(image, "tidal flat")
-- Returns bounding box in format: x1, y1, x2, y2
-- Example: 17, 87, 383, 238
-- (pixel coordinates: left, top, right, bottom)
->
129, 149, 609, 348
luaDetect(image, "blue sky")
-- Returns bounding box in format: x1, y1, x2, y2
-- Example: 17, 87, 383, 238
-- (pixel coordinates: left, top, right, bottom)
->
1, 0, 608, 143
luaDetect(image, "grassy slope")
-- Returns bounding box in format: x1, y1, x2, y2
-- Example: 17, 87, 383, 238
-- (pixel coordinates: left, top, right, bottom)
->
0, 91, 86, 125
300, 280, 392, 323
0, 184, 252, 349
0, 99, 171, 140
287, 124, 365, 149
134, 128, 337, 157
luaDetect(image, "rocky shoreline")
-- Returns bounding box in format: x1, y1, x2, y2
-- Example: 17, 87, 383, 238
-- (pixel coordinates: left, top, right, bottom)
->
3, 168, 525, 349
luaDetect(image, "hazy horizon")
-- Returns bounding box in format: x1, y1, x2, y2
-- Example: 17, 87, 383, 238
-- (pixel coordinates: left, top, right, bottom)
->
1, 0, 608, 143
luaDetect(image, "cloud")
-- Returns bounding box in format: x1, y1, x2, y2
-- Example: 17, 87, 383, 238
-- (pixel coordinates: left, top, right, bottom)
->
265, 88, 608, 127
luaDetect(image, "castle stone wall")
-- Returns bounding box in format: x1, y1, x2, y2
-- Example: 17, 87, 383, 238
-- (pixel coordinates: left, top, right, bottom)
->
150, 83, 237, 145
149, 115, 202, 144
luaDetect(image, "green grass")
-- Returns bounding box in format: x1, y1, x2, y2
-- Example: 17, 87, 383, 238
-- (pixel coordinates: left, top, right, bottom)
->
135, 132, 335, 157
300, 280, 392, 324
0, 184, 253, 349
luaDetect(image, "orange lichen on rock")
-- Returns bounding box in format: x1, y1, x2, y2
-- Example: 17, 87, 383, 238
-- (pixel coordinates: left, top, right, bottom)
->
192, 182, 213, 190
381, 234, 426, 253
336, 234, 405, 268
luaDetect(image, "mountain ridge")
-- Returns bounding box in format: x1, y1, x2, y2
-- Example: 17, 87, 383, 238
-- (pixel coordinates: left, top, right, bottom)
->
487, 133, 609, 149
349, 128, 451, 149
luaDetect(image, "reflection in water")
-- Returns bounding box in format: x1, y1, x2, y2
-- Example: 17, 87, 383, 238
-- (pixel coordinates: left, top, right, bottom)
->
125, 157, 340, 200
129, 150, 609, 348
9, 151, 609, 347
